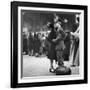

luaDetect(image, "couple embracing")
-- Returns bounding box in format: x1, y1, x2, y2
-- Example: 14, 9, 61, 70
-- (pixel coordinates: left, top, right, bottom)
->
46, 14, 66, 73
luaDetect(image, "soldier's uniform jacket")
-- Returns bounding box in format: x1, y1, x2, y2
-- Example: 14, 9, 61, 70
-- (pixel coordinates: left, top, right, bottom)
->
55, 29, 66, 51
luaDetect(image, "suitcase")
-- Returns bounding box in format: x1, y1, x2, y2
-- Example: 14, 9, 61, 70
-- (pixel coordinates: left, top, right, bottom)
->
55, 66, 71, 75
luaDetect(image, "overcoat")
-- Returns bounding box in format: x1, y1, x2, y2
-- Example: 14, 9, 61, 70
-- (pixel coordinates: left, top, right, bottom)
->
55, 30, 66, 51
46, 29, 57, 60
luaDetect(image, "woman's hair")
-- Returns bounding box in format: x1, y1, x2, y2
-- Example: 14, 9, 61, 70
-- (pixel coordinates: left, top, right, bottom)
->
47, 22, 54, 29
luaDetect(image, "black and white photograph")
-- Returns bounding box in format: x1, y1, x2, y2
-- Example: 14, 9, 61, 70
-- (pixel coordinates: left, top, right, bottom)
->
11, 1, 87, 88
22, 10, 80, 77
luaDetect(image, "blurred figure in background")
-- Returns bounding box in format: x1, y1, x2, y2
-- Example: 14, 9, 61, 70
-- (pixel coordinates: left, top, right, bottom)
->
64, 30, 71, 61
40, 34, 46, 55
28, 32, 34, 56
23, 32, 28, 55
33, 33, 41, 57
69, 16, 80, 66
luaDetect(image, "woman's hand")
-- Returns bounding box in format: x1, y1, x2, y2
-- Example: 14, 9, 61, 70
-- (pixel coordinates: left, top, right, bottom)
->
70, 32, 79, 39
52, 39, 56, 42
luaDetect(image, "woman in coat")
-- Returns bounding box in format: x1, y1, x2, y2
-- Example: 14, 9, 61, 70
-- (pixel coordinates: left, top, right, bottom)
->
46, 22, 57, 72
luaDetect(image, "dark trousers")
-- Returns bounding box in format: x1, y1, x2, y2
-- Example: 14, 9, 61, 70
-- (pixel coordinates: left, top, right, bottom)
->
56, 50, 64, 66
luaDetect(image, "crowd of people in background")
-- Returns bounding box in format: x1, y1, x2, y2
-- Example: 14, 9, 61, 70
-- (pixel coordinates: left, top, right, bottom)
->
23, 31, 49, 57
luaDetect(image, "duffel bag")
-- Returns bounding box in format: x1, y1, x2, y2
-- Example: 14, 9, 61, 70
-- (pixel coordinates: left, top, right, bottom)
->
55, 66, 71, 75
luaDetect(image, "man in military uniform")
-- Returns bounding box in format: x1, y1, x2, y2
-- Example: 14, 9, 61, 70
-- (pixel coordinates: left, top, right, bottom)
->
53, 14, 66, 67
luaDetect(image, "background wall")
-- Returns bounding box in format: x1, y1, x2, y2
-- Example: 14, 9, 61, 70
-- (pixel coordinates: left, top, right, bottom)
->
22, 10, 76, 32
0, 0, 89, 90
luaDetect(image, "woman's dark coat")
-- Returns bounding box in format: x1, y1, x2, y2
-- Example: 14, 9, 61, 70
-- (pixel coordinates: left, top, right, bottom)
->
46, 29, 57, 60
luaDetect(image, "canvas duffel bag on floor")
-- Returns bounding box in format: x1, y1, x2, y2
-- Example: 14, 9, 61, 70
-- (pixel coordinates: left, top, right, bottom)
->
55, 66, 71, 75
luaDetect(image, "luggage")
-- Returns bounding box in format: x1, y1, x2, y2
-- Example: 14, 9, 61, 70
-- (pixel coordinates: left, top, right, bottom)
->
55, 66, 71, 75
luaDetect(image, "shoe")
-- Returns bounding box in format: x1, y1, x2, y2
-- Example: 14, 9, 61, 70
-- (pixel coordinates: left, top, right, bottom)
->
49, 68, 55, 73
71, 65, 76, 67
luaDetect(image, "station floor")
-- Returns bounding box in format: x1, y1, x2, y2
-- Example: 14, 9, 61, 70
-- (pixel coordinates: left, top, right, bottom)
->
22, 55, 79, 77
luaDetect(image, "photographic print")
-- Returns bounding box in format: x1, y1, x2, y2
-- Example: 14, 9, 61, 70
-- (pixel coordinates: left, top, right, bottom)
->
11, 1, 88, 88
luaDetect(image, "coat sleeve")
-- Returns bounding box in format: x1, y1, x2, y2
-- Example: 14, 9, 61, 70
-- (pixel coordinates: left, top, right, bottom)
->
60, 30, 66, 40
56, 30, 66, 41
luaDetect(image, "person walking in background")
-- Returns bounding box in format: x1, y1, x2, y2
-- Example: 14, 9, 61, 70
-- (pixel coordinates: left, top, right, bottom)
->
40, 34, 46, 55
64, 31, 71, 61
33, 33, 41, 57
28, 32, 34, 56
23, 32, 28, 55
